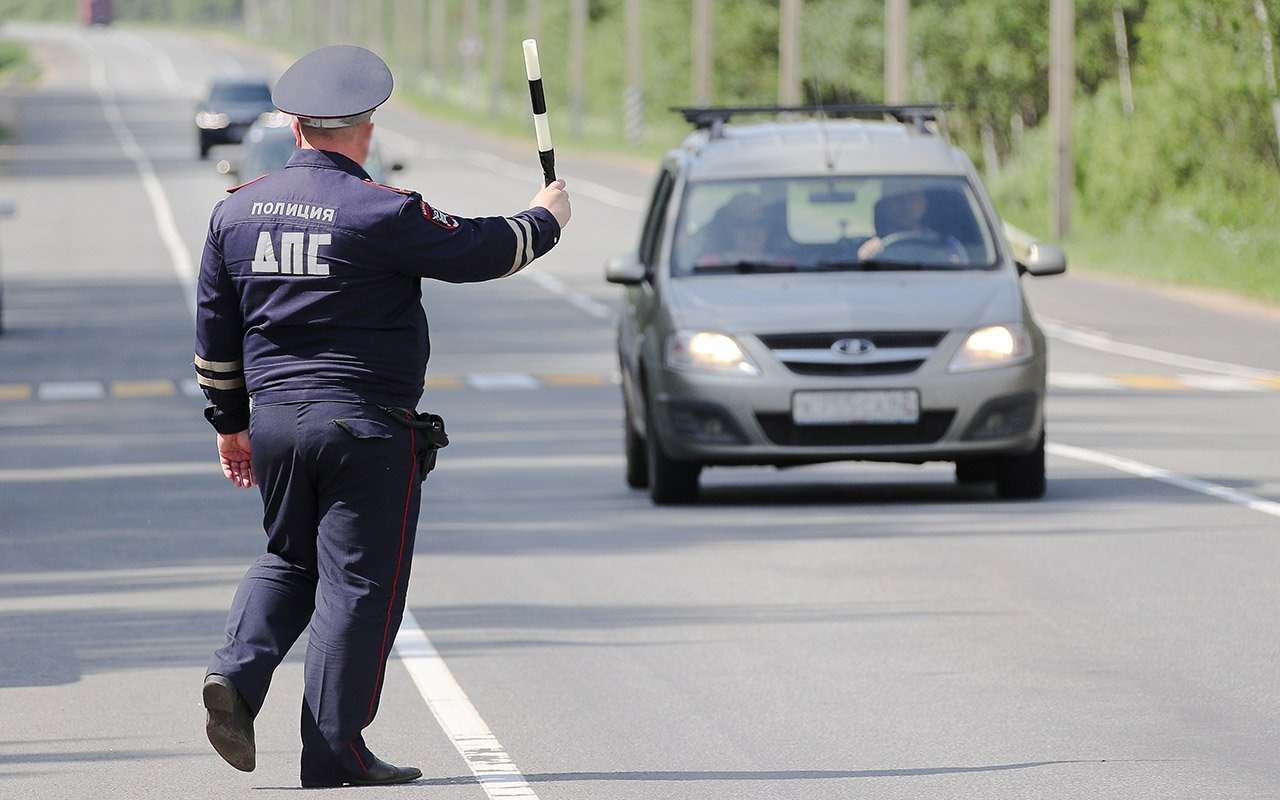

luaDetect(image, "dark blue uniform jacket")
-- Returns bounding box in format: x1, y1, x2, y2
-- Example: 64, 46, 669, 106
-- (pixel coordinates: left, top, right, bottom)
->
193, 149, 560, 433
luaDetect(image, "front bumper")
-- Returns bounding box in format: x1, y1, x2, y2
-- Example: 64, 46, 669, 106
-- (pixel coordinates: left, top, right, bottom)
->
649, 356, 1045, 466
198, 123, 252, 145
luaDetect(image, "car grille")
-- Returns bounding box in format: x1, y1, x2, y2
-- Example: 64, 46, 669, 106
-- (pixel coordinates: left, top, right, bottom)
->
755, 411, 956, 447
756, 331, 946, 377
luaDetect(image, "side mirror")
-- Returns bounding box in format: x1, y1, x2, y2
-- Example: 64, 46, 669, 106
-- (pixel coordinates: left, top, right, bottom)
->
215, 159, 239, 179
1017, 242, 1067, 277
390, 161, 405, 172
605, 253, 647, 285
0, 199, 15, 218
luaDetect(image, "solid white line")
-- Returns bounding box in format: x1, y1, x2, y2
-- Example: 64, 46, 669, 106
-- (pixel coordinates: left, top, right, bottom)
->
81, 36, 198, 320
394, 609, 540, 798
116, 29, 182, 94
522, 270, 615, 320
1048, 442, 1280, 519
1040, 317, 1278, 381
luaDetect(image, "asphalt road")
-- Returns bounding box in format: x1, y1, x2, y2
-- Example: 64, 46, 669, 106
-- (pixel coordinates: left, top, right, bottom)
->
1, 23, 1278, 800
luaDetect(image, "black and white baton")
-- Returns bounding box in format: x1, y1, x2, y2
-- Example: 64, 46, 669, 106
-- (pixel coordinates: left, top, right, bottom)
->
522, 38, 556, 186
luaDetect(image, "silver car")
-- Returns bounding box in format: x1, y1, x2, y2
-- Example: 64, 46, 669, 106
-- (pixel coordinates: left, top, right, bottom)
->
608, 106, 1066, 504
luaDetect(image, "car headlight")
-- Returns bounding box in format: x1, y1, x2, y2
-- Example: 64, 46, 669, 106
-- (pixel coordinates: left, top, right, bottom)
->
949, 323, 1034, 372
196, 111, 231, 130
666, 331, 760, 376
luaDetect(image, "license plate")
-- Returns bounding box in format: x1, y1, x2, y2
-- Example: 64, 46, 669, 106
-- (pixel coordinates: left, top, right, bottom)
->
792, 390, 920, 425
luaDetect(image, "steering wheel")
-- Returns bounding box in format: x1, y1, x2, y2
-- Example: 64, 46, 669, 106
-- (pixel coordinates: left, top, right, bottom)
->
876, 230, 966, 264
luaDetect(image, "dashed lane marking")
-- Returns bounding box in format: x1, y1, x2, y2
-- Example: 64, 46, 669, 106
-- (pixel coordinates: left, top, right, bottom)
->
36, 381, 106, 401
466, 373, 541, 391
111, 379, 177, 398
4, 371, 1280, 403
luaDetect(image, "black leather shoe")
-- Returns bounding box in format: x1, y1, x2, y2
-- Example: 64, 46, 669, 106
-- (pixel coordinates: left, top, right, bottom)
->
344, 756, 422, 786
203, 673, 255, 772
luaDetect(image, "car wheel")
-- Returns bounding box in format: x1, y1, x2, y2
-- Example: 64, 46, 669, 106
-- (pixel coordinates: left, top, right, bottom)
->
623, 392, 648, 489
644, 393, 700, 505
995, 430, 1046, 500
955, 457, 998, 484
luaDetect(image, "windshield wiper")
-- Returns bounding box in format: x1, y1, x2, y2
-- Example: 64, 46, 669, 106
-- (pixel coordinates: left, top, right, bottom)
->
692, 260, 799, 274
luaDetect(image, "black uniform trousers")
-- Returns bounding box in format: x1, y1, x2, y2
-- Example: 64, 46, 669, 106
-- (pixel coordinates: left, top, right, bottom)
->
208, 400, 422, 785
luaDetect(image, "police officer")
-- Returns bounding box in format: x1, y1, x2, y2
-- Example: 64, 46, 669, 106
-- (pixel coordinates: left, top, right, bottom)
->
195, 45, 570, 788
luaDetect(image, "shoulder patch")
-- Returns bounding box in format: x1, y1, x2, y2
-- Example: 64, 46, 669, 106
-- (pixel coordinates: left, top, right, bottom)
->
226, 174, 268, 194
364, 179, 415, 196
421, 200, 459, 231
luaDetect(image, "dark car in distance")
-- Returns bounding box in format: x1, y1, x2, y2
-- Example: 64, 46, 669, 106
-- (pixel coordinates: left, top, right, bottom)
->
217, 113, 404, 186
195, 79, 275, 159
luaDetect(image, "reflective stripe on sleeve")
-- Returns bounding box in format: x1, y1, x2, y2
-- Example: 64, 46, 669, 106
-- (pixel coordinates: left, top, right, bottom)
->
515, 216, 535, 269
195, 374, 246, 390
193, 354, 244, 372
503, 217, 526, 277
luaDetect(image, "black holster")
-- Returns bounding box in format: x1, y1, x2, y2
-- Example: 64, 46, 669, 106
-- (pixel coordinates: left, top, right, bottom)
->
382, 407, 449, 481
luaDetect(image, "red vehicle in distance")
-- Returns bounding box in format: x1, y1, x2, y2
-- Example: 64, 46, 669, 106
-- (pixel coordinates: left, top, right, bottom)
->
80, 0, 113, 26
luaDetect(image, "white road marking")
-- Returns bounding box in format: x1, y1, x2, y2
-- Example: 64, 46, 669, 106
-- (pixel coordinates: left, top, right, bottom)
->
80, 36, 198, 320
1176, 374, 1265, 392
1047, 372, 1121, 391
521, 270, 615, 320
467, 373, 541, 390
0, 461, 215, 483
394, 610, 540, 799
1048, 442, 1280, 519
36, 381, 105, 401
0, 455, 621, 483
1040, 317, 1279, 381
115, 29, 183, 94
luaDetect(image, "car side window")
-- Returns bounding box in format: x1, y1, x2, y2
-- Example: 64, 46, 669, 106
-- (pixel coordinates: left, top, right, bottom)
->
638, 169, 676, 267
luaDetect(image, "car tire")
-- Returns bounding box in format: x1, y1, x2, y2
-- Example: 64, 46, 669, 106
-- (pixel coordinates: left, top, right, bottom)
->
644, 394, 700, 505
995, 430, 1046, 500
623, 393, 648, 489
955, 457, 999, 484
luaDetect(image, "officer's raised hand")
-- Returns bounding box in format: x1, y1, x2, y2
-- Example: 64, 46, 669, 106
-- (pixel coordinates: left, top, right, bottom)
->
530, 179, 571, 229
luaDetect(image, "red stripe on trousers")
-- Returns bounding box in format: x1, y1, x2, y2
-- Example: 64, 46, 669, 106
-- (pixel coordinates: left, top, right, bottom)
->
365, 427, 417, 726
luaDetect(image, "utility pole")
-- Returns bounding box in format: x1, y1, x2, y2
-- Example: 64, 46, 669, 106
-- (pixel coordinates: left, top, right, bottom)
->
1253, 0, 1280, 159
569, 0, 587, 137
488, 0, 507, 117
778, 0, 802, 104
692, 0, 712, 105
624, 0, 644, 144
527, 0, 542, 44
1113, 5, 1134, 115
884, 0, 907, 103
1049, 0, 1073, 239
429, 0, 447, 96
461, 0, 481, 102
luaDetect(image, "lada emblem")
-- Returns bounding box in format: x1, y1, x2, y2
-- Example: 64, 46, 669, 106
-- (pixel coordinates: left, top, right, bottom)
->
831, 338, 876, 357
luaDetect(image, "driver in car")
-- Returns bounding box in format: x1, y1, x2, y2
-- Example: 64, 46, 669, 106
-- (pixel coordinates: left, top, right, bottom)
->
856, 181, 968, 264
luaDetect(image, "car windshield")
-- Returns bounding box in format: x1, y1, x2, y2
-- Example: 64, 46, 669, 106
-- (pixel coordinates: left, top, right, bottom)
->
670, 175, 999, 276
210, 83, 272, 104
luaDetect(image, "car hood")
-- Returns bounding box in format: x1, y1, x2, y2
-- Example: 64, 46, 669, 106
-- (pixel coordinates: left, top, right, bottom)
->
664, 270, 1024, 334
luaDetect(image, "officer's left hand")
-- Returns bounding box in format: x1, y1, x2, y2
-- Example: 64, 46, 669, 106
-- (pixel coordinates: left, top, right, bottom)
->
217, 430, 256, 489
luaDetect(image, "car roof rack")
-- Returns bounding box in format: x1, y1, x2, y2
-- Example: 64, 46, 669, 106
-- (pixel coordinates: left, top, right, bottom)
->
673, 103, 949, 137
